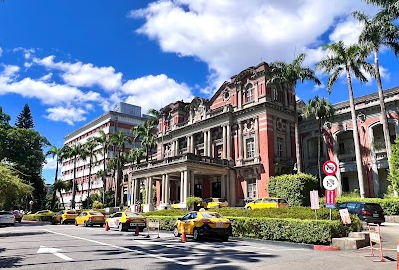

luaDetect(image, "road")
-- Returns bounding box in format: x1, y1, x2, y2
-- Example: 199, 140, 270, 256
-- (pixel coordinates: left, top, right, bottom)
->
0, 221, 397, 270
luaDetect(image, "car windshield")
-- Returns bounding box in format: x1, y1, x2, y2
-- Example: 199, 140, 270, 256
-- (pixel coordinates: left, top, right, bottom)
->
125, 212, 141, 217
66, 211, 76, 214
89, 212, 103, 216
201, 212, 223, 218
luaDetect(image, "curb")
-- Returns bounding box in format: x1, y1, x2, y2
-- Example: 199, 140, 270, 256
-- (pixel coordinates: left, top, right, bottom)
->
314, 245, 340, 251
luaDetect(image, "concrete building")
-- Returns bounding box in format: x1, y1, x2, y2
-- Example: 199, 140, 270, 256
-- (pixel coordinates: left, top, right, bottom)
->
300, 87, 399, 197
126, 62, 297, 211
60, 102, 146, 208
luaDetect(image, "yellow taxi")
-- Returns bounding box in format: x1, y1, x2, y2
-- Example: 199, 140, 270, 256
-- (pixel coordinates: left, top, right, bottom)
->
31, 210, 55, 217
199, 198, 229, 209
75, 210, 105, 227
105, 212, 147, 232
173, 210, 232, 241
51, 210, 79, 225
244, 197, 288, 209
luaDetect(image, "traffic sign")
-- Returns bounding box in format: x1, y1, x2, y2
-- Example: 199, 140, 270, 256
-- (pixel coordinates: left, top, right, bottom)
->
310, 190, 319, 210
323, 160, 338, 176
325, 189, 336, 205
323, 175, 339, 190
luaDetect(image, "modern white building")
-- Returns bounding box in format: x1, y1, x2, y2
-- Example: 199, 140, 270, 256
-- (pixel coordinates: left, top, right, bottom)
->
60, 102, 146, 208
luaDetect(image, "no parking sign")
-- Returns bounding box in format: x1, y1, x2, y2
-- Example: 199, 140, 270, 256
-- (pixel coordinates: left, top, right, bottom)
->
323, 160, 338, 176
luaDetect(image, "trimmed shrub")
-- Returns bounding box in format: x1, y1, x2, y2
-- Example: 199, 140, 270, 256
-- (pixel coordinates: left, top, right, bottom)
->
186, 197, 202, 210
23, 215, 53, 222
143, 209, 188, 217
320, 196, 399, 215
268, 173, 319, 206
92, 201, 103, 209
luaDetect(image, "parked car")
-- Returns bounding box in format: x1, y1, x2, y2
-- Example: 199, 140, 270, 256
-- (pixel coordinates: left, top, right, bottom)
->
337, 202, 385, 225
244, 197, 288, 209
31, 210, 55, 217
0, 211, 15, 226
51, 210, 79, 225
106, 212, 146, 232
199, 198, 229, 209
75, 211, 105, 227
12, 210, 23, 223
173, 210, 232, 241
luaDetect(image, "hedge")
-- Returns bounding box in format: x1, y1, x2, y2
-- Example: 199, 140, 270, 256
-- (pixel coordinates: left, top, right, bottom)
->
23, 215, 53, 222
319, 196, 399, 215
145, 215, 361, 245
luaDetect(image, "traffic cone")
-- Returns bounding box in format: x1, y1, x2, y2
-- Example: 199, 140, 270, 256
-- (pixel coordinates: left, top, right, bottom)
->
105, 222, 109, 231
181, 227, 187, 243
134, 225, 139, 236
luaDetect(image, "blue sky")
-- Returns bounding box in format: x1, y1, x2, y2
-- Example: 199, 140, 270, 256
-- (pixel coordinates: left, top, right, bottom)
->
0, 0, 398, 184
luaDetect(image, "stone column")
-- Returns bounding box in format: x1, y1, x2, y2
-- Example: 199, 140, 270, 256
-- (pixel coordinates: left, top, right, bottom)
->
183, 170, 188, 203
254, 117, 260, 162
131, 177, 135, 206
165, 173, 170, 204
161, 174, 165, 204
204, 130, 208, 156
190, 135, 194, 153
254, 82, 259, 102
238, 122, 243, 164
222, 125, 227, 159
237, 84, 242, 109
227, 124, 231, 159
180, 171, 184, 202
147, 177, 153, 205
208, 129, 212, 157
190, 170, 195, 197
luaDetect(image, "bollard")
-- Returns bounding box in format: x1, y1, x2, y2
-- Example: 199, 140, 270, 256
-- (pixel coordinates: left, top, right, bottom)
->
134, 225, 139, 236
181, 227, 187, 243
105, 222, 109, 231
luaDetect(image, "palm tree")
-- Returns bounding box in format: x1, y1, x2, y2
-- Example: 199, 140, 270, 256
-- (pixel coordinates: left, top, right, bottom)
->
147, 108, 161, 127
53, 178, 67, 209
109, 130, 129, 207
303, 96, 335, 187
46, 145, 64, 209
316, 41, 374, 198
95, 130, 110, 206
133, 121, 158, 162
65, 143, 86, 209
363, 0, 399, 18
267, 53, 321, 173
352, 11, 399, 164
83, 138, 99, 209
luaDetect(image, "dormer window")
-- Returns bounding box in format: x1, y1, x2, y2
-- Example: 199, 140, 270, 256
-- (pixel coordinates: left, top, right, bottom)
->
223, 90, 230, 101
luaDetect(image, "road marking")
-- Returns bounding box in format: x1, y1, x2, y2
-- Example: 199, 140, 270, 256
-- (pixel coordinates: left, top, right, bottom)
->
37, 246, 73, 261
43, 229, 190, 265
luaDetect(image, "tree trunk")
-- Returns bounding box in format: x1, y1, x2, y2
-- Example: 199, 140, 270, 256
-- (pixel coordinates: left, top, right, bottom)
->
87, 158, 92, 209
103, 150, 107, 207
317, 120, 322, 189
71, 157, 77, 209
51, 161, 59, 209
60, 191, 65, 209
374, 49, 391, 165
346, 68, 365, 198
293, 86, 302, 173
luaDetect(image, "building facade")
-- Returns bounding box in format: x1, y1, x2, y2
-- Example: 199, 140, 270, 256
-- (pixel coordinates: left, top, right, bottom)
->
126, 62, 297, 210
60, 102, 146, 208
300, 87, 399, 197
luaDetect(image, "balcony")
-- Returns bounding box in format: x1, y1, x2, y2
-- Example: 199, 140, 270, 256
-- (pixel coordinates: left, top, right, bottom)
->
131, 152, 229, 172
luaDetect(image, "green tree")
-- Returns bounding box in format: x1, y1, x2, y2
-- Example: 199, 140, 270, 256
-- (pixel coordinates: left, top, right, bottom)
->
267, 54, 321, 173
95, 130, 110, 206
132, 121, 157, 162
388, 138, 399, 197
0, 107, 11, 160
63, 143, 85, 209
363, 0, 399, 18
83, 138, 99, 208
0, 106, 11, 129
15, 103, 34, 129
303, 96, 335, 186
53, 178, 67, 209
352, 11, 399, 165
316, 41, 374, 198
0, 161, 33, 210
46, 145, 65, 209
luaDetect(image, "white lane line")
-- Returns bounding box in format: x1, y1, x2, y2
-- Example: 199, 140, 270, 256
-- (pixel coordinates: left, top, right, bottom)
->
42, 229, 190, 265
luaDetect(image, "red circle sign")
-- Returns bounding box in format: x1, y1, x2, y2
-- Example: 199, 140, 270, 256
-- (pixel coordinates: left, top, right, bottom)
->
323, 160, 338, 176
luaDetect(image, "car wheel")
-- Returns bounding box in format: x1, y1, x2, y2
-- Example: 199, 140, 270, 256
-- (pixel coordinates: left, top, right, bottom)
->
60, 219, 63, 225
246, 206, 251, 210
100, 224, 104, 227
18, 219, 22, 223
193, 228, 200, 241
221, 236, 229, 242
173, 227, 180, 237
51, 220, 55, 225
75, 220, 78, 226
10, 223, 15, 226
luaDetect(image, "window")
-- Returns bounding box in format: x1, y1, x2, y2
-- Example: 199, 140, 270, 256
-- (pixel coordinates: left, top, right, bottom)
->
246, 88, 253, 103
246, 138, 255, 158
277, 137, 285, 157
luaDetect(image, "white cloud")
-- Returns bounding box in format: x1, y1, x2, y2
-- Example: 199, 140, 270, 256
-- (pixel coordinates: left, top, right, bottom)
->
44, 106, 88, 125
122, 74, 194, 112
43, 156, 58, 170
39, 73, 53, 82
13, 47, 35, 60
34, 56, 123, 91
329, 19, 363, 45
131, 0, 377, 93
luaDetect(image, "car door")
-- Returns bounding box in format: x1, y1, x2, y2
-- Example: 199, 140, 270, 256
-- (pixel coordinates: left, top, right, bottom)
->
77, 212, 86, 224
178, 213, 191, 234
111, 213, 122, 227
186, 212, 197, 234
253, 198, 262, 209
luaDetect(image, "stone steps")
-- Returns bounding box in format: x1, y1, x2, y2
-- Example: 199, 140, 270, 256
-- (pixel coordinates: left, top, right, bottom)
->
331, 231, 370, 250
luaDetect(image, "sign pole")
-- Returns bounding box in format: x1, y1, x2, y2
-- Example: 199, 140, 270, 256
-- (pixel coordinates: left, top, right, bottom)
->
315, 209, 317, 220
329, 209, 332, 221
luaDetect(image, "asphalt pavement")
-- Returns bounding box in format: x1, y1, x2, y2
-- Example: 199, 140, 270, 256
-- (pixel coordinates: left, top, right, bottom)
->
0, 221, 397, 270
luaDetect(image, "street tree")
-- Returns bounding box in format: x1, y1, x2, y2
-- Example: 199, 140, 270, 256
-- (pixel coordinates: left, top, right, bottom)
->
95, 130, 110, 206
353, 11, 399, 164
52, 178, 67, 209
267, 54, 321, 173
316, 41, 374, 198
15, 103, 34, 129
303, 96, 335, 186
83, 138, 99, 208
46, 145, 64, 209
